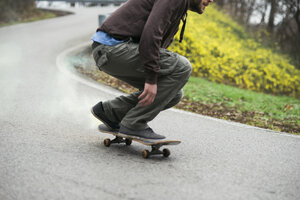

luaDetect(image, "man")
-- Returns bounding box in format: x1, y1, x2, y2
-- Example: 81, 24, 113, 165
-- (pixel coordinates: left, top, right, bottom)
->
91, 0, 214, 139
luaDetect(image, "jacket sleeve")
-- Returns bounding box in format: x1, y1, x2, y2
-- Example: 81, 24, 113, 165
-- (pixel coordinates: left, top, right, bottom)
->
139, 0, 180, 84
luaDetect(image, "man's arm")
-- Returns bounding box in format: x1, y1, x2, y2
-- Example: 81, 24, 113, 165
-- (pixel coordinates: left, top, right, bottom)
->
139, 0, 179, 84
138, 0, 182, 106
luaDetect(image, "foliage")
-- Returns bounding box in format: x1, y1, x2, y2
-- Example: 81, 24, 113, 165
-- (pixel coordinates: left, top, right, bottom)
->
170, 6, 300, 98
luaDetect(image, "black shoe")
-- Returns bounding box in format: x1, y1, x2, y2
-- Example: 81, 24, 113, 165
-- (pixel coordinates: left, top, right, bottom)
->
91, 102, 120, 131
119, 125, 166, 140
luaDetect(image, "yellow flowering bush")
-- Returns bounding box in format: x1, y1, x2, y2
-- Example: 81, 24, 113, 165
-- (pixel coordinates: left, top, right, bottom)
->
170, 6, 300, 98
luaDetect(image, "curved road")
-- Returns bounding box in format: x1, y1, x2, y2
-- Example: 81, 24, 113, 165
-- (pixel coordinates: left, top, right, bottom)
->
0, 6, 299, 200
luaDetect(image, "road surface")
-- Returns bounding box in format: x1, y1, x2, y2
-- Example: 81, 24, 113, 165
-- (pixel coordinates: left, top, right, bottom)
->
0, 5, 299, 200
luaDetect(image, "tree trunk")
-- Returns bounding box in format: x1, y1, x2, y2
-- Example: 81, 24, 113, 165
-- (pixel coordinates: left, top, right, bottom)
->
268, 0, 277, 32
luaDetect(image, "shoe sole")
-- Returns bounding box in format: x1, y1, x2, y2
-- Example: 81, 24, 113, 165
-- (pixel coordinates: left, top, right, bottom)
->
119, 127, 166, 141
97, 123, 164, 141
100, 126, 163, 142
91, 108, 119, 131
118, 132, 165, 141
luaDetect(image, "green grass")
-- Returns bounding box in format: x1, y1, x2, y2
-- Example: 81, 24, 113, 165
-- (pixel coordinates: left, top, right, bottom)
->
183, 76, 300, 124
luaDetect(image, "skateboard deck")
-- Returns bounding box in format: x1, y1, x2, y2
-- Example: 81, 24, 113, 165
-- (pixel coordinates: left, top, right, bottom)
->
98, 124, 181, 158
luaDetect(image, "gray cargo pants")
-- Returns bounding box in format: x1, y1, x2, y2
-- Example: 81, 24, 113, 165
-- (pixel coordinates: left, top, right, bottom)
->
92, 40, 192, 130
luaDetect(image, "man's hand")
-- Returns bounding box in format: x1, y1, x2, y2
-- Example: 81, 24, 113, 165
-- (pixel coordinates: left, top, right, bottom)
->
138, 83, 157, 107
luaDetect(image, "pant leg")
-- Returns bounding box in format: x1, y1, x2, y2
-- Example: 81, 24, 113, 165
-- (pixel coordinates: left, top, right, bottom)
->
163, 90, 183, 110
102, 89, 183, 124
92, 41, 144, 123
121, 55, 191, 130
92, 41, 192, 130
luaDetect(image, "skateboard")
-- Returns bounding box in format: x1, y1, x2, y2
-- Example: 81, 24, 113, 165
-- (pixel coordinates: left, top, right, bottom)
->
98, 124, 181, 159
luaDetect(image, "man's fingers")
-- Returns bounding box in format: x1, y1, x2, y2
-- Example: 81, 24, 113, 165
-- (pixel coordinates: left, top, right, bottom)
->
139, 94, 152, 106
138, 83, 157, 106
139, 93, 155, 106
138, 93, 151, 106
138, 90, 146, 100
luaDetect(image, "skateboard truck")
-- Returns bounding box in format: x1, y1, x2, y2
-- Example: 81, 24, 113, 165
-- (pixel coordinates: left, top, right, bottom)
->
104, 136, 132, 147
142, 144, 171, 159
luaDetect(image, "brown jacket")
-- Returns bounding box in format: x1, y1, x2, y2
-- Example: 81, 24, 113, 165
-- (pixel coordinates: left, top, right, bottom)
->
98, 0, 189, 84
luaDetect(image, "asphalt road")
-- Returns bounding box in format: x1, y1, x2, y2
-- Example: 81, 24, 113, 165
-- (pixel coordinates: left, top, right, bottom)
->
0, 5, 300, 200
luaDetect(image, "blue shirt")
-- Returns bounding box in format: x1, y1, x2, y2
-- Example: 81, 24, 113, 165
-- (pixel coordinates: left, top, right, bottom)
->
91, 31, 124, 46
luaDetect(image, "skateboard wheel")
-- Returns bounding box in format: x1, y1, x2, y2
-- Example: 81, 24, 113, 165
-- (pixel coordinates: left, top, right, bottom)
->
163, 148, 170, 157
142, 150, 150, 159
104, 138, 111, 147
125, 139, 132, 146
